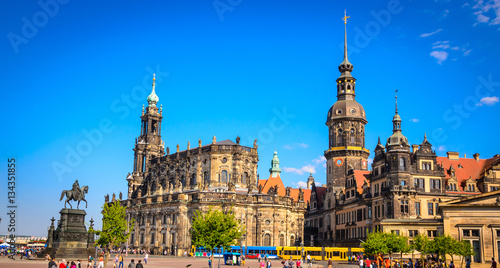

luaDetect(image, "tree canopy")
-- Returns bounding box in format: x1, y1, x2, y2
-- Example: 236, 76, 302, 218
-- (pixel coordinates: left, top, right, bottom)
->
190, 206, 245, 252
91, 200, 135, 248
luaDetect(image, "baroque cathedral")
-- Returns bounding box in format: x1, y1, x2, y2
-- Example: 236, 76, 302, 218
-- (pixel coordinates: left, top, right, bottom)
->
105, 13, 500, 265
107, 75, 308, 255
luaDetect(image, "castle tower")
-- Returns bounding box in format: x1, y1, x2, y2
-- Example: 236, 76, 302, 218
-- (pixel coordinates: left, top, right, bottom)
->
325, 11, 369, 191
385, 92, 411, 188
128, 75, 165, 195
307, 172, 315, 190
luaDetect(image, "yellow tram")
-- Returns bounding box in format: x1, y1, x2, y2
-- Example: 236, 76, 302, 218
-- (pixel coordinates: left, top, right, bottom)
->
277, 246, 363, 261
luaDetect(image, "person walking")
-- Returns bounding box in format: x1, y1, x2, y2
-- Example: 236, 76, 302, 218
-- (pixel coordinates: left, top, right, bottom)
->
48, 257, 57, 268
144, 252, 148, 264
465, 259, 471, 268
492, 258, 497, 268
359, 257, 364, 268
209, 256, 213, 268
119, 253, 124, 268
136, 260, 144, 268
327, 258, 333, 268
98, 254, 104, 268
128, 259, 136, 268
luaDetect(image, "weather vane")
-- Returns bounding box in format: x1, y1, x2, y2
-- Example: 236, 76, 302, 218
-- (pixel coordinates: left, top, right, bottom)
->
342, 10, 350, 24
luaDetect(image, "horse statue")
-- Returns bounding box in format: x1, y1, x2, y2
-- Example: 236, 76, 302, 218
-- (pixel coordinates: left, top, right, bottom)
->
60, 185, 89, 209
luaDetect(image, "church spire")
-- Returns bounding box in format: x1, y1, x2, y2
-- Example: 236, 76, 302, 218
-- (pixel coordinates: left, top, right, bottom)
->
147, 74, 159, 107
269, 150, 281, 177
338, 10, 353, 79
393, 90, 402, 133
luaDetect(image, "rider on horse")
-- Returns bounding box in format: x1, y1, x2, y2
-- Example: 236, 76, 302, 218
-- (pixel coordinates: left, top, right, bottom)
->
72, 180, 82, 201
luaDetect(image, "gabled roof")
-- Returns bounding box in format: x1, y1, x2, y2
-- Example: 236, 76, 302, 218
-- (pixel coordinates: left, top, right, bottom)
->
440, 189, 500, 207
437, 154, 500, 193
259, 174, 286, 196
258, 174, 311, 202
314, 186, 327, 208
215, 139, 236, 145
354, 170, 371, 194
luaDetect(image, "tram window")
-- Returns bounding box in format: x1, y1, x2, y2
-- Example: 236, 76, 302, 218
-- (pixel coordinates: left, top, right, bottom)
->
332, 251, 340, 257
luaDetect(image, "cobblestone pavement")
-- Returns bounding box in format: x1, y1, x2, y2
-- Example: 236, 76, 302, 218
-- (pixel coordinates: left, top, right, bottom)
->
0, 256, 360, 268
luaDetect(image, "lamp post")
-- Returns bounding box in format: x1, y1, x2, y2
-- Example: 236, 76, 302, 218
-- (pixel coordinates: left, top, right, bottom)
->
300, 242, 304, 260
93, 233, 100, 268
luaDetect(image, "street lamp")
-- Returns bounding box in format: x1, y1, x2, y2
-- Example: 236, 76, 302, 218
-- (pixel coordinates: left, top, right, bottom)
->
93, 233, 100, 268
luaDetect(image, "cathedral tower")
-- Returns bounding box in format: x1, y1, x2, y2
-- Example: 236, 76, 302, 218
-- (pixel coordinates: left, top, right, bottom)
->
128, 75, 165, 196
325, 12, 369, 191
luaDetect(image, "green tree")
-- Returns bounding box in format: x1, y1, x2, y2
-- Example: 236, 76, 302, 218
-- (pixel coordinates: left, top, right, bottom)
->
362, 231, 388, 256
385, 232, 410, 264
190, 206, 244, 266
90, 200, 135, 268
431, 234, 456, 266
454, 240, 474, 268
412, 234, 433, 267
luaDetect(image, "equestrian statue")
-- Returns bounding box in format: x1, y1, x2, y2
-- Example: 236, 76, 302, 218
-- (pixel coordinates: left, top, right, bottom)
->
59, 180, 89, 209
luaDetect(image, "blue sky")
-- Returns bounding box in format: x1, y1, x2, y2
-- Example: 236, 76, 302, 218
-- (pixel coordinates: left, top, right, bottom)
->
1, 0, 499, 236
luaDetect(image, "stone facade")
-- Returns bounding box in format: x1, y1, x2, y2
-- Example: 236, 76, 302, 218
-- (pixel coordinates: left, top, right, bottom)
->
107, 77, 306, 255
305, 18, 500, 265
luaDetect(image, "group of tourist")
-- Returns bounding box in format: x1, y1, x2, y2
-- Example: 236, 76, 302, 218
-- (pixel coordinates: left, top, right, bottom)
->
47, 257, 83, 268
350, 255, 492, 268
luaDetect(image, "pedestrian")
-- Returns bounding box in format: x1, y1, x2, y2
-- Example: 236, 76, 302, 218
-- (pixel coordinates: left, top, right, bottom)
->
307, 254, 311, 268
492, 258, 497, 268
359, 257, 364, 268
209, 256, 213, 268
408, 259, 413, 268
60, 259, 67, 268
297, 258, 302, 268
260, 260, 266, 268
449, 261, 455, 268
366, 258, 372, 268
242, 254, 246, 266
144, 252, 148, 264
465, 259, 471, 268
48, 257, 57, 268
98, 254, 104, 268
70, 262, 77, 268
385, 259, 390, 268
119, 253, 124, 268
327, 258, 333, 268
128, 259, 136, 268
136, 260, 144, 268
267, 259, 272, 268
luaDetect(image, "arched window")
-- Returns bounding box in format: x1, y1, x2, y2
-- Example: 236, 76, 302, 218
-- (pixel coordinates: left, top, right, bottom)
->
350, 129, 356, 145
263, 233, 271, 246
181, 176, 186, 187
328, 199, 331, 208
190, 173, 197, 186
337, 129, 343, 144
399, 157, 405, 171
220, 170, 228, 183
279, 234, 285, 247
242, 172, 248, 184
204, 171, 209, 184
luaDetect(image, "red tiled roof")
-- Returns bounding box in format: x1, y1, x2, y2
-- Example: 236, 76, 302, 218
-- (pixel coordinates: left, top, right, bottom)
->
290, 188, 312, 203
354, 170, 371, 194
258, 174, 311, 202
437, 155, 500, 192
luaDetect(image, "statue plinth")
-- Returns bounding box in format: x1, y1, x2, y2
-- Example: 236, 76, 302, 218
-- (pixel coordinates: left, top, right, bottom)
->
40, 209, 95, 259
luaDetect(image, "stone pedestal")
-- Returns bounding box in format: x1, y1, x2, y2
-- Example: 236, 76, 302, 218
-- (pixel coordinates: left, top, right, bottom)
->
40, 209, 95, 259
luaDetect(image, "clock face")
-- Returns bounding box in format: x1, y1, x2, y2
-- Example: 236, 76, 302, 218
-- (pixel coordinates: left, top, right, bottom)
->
335, 158, 343, 166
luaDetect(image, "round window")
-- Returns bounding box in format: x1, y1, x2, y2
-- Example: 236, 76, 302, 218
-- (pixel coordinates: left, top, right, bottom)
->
336, 109, 343, 115
350, 108, 357, 114
222, 157, 228, 163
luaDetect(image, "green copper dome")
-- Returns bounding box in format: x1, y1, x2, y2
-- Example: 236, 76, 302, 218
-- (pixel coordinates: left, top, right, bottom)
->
269, 150, 281, 177
147, 75, 159, 107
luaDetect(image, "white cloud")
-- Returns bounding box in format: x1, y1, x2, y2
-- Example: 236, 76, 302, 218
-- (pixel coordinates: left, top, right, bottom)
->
471, 0, 500, 26
430, 51, 449, 64
433, 43, 450, 49
283, 165, 316, 175
451, 46, 460, 50
420, 28, 443, 37
282, 143, 309, 150
438, 145, 446, 151
409, 118, 420, 122
312, 155, 326, 165
443, 9, 450, 17
477, 96, 499, 106
292, 181, 308, 188
463, 49, 472, 56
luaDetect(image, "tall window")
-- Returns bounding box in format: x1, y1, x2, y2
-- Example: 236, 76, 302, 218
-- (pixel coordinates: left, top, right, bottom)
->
337, 129, 343, 144
140, 233, 144, 244
399, 157, 405, 171
279, 234, 285, 246
204, 171, 210, 184
415, 202, 421, 216
400, 200, 408, 214
350, 129, 356, 145
162, 233, 166, 244
242, 172, 248, 184
220, 170, 228, 183
151, 232, 155, 244
190, 173, 197, 186
263, 234, 271, 246
290, 236, 295, 246
181, 176, 186, 187
414, 178, 424, 189
428, 202, 434, 215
